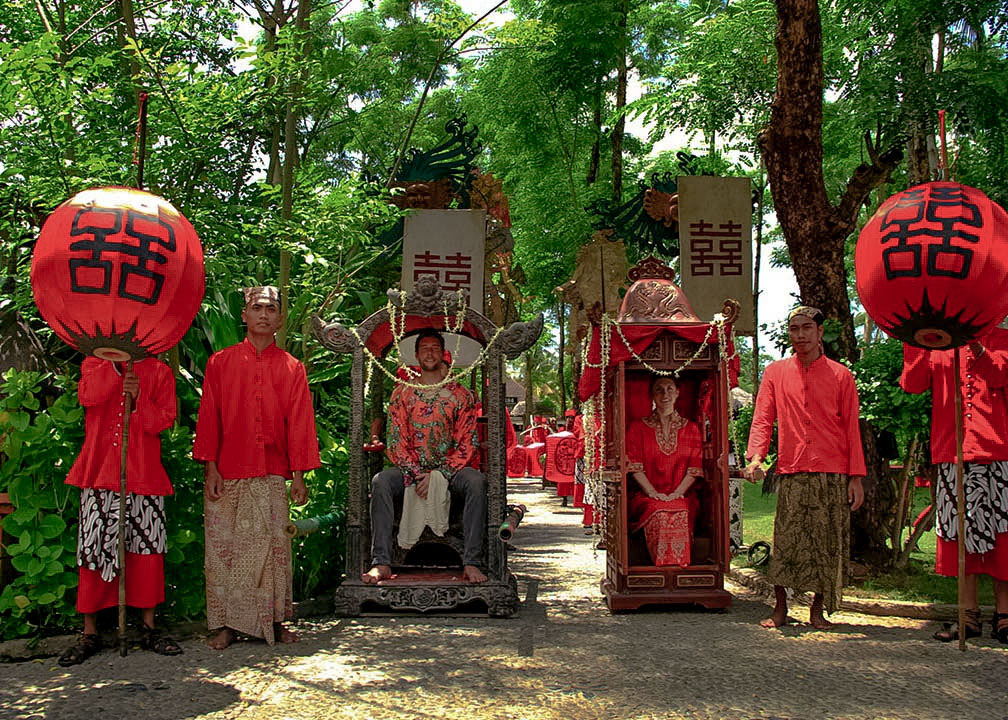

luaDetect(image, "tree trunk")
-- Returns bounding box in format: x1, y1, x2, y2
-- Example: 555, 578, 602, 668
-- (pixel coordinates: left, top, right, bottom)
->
759, 0, 904, 566
905, 26, 938, 185
851, 419, 896, 566
277, 0, 312, 351
587, 78, 601, 185
524, 349, 534, 428
118, 0, 142, 104
557, 303, 566, 414
752, 165, 765, 397
610, 0, 628, 203
760, 0, 902, 363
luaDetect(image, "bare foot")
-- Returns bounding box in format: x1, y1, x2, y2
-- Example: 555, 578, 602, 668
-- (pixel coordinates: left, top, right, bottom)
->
274, 623, 299, 643
810, 615, 834, 630
361, 565, 392, 584
207, 627, 235, 650
463, 565, 487, 583
760, 607, 790, 628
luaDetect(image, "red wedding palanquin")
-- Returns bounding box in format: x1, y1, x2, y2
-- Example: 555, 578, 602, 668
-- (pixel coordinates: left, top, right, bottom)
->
580, 257, 737, 612
313, 274, 543, 617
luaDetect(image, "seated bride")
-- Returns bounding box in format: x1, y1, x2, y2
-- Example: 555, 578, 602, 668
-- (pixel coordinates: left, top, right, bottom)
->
625, 376, 703, 567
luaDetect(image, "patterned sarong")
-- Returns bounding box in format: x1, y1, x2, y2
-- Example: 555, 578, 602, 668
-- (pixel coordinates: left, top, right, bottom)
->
768, 472, 849, 613
204, 475, 292, 644
935, 461, 1008, 555
641, 498, 692, 567
78, 488, 166, 582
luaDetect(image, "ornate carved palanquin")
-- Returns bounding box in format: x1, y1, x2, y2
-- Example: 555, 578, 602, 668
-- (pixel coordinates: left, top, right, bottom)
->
313, 276, 542, 616
595, 259, 737, 611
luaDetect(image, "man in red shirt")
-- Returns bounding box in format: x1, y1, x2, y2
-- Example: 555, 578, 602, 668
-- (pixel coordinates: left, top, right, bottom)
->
59, 357, 182, 666
362, 329, 487, 584
744, 305, 865, 629
900, 331, 1008, 643
194, 286, 320, 649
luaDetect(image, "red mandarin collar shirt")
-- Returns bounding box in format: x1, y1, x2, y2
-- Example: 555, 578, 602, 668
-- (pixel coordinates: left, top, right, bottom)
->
193, 338, 320, 480
747, 355, 866, 476
899, 338, 1008, 464
66, 357, 176, 495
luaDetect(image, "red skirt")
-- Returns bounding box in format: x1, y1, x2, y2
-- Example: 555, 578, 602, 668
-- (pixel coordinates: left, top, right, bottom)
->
641, 503, 692, 567
77, 552, 164, 613
573, 483, 585, 508
630, 495, 695, 567
936, 532, 1008, 581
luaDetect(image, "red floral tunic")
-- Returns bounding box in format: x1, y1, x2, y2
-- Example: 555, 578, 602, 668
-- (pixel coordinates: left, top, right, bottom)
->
387, 380, 478, 482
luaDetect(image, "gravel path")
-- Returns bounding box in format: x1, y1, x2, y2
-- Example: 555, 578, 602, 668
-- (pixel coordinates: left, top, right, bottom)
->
2, 477, 1007, 720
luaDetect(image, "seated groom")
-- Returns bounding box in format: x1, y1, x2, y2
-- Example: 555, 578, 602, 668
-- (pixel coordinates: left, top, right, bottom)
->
363, 329, 488, 584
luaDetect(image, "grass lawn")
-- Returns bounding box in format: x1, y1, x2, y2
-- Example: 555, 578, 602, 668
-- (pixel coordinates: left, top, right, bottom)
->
734, 480, 996, 606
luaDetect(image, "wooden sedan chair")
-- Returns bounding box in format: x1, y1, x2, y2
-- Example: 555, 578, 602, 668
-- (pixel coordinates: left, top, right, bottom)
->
313, 276, 543, 616
596, 259, 739, 611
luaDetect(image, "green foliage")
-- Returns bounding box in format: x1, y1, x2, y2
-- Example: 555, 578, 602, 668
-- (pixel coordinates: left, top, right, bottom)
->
0, 371, 83, 639
852, 339, 931, 459
290, 405, 350, 599
159, 426, 207, 621
631, 0, 777, 149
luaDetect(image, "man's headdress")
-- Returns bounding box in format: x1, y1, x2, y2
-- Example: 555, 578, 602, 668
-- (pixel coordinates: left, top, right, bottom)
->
788, 305, 824, 326
243, 286, 280, 309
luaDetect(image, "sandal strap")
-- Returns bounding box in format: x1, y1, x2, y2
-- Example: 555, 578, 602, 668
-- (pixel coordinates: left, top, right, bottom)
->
142, 625, 182, 654
59, 633, 101, 666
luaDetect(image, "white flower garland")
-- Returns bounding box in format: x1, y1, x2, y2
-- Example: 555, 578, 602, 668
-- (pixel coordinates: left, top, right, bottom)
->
347, 296, 509, 395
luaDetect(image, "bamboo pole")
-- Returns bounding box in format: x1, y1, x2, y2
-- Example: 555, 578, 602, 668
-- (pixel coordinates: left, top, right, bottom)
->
118, 360, 133, 656
953, 347, 967, 652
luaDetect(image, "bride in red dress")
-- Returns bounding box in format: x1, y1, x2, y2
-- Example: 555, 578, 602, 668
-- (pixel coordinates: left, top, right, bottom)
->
626, 376, 703, 566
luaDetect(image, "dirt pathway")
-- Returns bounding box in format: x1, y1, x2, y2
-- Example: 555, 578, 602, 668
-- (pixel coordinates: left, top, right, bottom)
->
2, 477, 1007, 720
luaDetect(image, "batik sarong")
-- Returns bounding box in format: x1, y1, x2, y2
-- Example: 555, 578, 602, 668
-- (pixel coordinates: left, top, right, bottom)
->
934, 461, 1008, 580
768, 472, 849, 613
76, 488, 166, 612
204, 475, 292, 644
78, 488, 166, 581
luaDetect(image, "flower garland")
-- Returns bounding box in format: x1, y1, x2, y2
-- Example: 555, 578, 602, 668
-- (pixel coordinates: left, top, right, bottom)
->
347, 296, 509, 394
579, 312, 743, 546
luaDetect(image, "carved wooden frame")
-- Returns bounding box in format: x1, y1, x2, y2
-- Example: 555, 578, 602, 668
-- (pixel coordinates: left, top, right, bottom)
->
313, 276, 542, 616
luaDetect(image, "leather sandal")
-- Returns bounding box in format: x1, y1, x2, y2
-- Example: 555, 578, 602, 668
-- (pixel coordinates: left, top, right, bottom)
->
993, 612, 1008, 644
140, 625, 183, 656
933, 608, 983, 642
58, 633, 101, 666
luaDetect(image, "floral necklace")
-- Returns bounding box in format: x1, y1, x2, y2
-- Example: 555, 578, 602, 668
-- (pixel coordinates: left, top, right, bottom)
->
642, 410, 687, 454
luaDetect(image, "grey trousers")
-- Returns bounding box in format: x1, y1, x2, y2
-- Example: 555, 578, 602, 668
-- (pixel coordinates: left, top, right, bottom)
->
370, 466, 487, 568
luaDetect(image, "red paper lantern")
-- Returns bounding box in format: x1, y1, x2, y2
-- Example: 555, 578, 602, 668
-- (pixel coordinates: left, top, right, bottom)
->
855, 181, 1008, 349
31, 187, 205, 361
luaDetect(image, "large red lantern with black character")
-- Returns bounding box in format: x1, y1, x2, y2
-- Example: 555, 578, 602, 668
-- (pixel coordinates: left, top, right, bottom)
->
31, 187, 205, 360
855, 181, 1008, 349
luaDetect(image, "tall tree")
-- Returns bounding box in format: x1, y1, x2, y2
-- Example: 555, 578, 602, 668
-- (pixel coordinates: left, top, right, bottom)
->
759, 0, 902, 363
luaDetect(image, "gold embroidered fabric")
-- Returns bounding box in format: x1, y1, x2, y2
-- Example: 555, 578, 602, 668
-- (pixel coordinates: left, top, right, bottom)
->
204, 475, 292, 644
641, 411, 688, 454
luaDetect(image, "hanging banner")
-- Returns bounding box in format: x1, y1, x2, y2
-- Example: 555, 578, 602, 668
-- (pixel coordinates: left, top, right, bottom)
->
677, 176, 753, 333
401, 209, 486, 366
